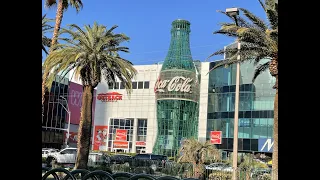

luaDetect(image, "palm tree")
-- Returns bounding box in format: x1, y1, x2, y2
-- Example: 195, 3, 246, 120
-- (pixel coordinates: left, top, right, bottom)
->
42, 0, 83, 105
239, 154, 268, 180
207, 0, 278, 179
42, 14, 53, 55
178, 138, 221, 179
43, 22, 137, 169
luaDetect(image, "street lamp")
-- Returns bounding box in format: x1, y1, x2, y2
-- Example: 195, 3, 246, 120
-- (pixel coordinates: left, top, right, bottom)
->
226, 7, 240, 180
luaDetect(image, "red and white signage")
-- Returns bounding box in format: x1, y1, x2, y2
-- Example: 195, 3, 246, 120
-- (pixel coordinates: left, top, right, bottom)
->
136, 141, 146, 147
113, 141, 129, 148
97, 92, 123, 102
210, 131, 222, 144
115, 129, 127, 141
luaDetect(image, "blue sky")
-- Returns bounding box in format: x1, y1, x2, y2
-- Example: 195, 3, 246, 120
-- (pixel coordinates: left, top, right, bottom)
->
42, 0, 266, 65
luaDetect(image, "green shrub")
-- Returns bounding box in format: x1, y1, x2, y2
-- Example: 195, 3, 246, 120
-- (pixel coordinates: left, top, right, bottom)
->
133, 167, 154, 174
42, 157, 47, 163
209, 172, 232, 180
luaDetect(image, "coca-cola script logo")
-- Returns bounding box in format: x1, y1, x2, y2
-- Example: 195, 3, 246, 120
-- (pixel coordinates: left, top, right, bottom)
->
116, 132, 126, 136
210, 131, 222, 144
154, 76, 193, 93
97, 92, 123, 102
211, 134, 221, 139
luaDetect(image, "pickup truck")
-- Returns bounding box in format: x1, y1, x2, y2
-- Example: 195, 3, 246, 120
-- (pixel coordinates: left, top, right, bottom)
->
46, 148, 110, 167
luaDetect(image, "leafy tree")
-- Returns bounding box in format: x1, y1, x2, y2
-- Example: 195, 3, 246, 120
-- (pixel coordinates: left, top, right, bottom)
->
178, 138, 221, 178
43, 22, 137, 169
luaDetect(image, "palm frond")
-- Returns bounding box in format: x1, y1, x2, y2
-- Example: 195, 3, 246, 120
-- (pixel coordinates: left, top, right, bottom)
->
258, 0, 266, 11
239, 8, 267, 31
44, 0, 57, 8
252, 61, 270, 82
216, 10, 253, 28
266, 9, 278, 29
43, 22, 137, 93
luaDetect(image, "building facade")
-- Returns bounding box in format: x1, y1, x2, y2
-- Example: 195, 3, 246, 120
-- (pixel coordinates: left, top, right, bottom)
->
93, 64, 162, 153
42, 75, 69, 149
206, 58, 275, 155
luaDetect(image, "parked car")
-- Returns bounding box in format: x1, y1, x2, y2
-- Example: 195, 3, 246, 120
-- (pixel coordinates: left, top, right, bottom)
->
250, 168, 271, 179
132, 154, 168, 171
109, 154, 133, 166
46, 148, 110, 167
42, 148, 59, 158
205, 163, 233, 172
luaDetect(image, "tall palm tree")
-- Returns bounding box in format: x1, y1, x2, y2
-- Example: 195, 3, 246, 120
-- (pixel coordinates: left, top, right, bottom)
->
207, 0, 278, 179
42, 0, 83, 105
43, 22, 137, 169
178, 138, 221, 179
42, 14, 53, 55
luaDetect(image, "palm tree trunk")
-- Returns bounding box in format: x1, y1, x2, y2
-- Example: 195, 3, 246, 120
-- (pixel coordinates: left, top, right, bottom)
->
42, 0, 64, 105
272, 77, 278, 180
74, 85, 94, 169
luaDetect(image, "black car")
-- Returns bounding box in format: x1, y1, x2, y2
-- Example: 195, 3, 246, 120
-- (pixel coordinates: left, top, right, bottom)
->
131, 154, 168, 170
110, 154, 133, 165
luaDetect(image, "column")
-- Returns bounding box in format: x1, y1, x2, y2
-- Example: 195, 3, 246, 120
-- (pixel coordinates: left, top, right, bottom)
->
132, 118, 138, 153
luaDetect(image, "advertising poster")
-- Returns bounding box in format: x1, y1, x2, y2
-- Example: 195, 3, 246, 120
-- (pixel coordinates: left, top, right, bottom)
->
210, 131, 222, 144
67, 82, 97, 125
93, 125, 108, 151
115, 129, 127, 141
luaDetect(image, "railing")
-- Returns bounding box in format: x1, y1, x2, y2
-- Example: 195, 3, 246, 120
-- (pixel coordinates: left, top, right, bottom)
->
42, 166, 274, 180
42, 167, 193, 180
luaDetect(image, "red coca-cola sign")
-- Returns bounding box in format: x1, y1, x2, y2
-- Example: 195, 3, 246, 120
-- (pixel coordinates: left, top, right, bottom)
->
97, 92, 123, 102
136, 141, 146, 146
210, 131, 222, 144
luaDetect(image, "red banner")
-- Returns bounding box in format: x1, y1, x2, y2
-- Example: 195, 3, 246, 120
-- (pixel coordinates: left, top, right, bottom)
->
113, 141, 129, 148
115, 129, 127, 141
136, 141, 146, 146
93, 126, 108, 151
64, 132, 78, 143
210, 131, 222, 144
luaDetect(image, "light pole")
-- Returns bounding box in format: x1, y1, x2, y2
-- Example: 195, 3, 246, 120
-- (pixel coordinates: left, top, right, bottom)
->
226, 7, 240, 180
59, 96, 71, 148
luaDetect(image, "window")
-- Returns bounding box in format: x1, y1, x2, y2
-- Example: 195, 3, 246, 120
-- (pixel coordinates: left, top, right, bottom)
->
120, 82, 125, 89
132, 82, 137, 89
109, 118, 134, 149
144, 81, 150, 89
114, 82, 119, 89
108, 82, 114, 89
137, 119, 147, 143
138, 82, 144, 89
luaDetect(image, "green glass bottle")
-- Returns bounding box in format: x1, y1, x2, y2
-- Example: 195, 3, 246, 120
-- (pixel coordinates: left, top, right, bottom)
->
153, 19, 200, 157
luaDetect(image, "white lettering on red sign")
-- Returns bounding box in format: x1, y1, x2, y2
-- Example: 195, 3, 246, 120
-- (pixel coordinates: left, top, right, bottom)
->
154, 76, 193, 93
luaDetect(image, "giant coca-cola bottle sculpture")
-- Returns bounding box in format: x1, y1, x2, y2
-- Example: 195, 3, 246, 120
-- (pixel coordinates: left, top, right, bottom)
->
153, 19, 200, 156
